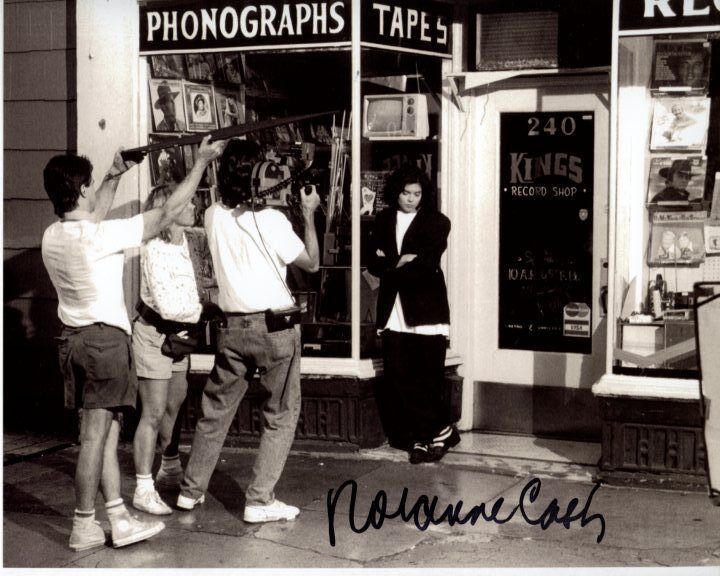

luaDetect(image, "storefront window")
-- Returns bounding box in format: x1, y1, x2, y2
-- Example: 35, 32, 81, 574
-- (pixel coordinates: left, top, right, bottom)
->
611, 33, 720, 378
145, 48, 354, 357
143, 46, 443, 360
358, 49, 443, 357
138, 0, 451, 366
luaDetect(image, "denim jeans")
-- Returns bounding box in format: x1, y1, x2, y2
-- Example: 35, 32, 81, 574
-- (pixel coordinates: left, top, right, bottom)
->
181, 312, 301, 505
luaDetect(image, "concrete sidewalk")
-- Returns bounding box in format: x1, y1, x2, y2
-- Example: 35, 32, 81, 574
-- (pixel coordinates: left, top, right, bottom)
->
3, 433, 720, 569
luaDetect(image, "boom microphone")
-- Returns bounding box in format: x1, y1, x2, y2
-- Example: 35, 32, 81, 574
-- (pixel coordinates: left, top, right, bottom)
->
120, 110, 338, 162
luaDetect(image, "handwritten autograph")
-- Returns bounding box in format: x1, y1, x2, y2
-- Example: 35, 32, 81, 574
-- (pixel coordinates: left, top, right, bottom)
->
326, 477, 605, 546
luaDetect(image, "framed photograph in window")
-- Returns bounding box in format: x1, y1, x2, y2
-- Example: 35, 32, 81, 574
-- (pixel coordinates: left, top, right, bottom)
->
183, 82, 218, 132
149, 54, 186, 80
148, 136, 186, 186
149, 79, 186, 133
185, 53, 216, 82
214, 88, 243, 128
649, 96, 710, 151
215, 53, 244, 85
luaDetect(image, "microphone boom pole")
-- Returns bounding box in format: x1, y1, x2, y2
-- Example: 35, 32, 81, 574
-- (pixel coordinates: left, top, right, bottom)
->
121, 110, 339, 162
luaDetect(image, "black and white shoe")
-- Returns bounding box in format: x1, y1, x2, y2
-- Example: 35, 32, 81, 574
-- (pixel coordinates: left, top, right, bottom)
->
409, 442, 430, 464
426, 426, 460, 462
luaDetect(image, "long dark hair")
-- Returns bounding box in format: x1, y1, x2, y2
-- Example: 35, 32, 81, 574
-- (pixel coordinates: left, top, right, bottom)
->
384, 164, 437, 212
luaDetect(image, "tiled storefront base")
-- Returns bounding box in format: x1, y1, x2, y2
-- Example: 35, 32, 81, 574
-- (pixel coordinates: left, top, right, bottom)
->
180, 371, 463, 451
596, 395, 708, 490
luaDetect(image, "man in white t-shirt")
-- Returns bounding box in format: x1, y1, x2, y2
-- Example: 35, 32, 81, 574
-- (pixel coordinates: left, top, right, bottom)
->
41, 135, 227, 551
177, 140, 320, 523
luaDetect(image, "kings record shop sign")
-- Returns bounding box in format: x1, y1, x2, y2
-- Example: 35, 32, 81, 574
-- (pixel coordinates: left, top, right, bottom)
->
498, 112, 595, 355
139, 0, 452, 55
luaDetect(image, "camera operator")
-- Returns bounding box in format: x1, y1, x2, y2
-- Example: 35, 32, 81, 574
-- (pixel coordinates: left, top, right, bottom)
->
41, 135, 227, 551
177, 139, 320, 524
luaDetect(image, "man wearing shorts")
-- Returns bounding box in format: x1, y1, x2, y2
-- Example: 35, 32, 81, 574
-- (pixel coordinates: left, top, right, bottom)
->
41, 135, 226, 551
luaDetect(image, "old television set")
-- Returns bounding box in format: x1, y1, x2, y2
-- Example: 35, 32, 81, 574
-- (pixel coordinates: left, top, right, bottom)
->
362, 94, 429, 140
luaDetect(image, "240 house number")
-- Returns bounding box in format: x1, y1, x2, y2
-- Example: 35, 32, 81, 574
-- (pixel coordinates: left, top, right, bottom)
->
527, 116, 577, 137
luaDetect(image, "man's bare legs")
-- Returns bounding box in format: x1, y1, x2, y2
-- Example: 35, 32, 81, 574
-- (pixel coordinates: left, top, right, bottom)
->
76, 408, 114, 511
71, 408, 165, 549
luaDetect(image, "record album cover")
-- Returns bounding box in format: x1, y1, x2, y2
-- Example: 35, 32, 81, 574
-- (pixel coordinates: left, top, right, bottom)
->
651, 39, 711, 92
360, 170, 392, 215
649, 96, 710, 151
646, 155, 706, 206
648, 210, 706, 266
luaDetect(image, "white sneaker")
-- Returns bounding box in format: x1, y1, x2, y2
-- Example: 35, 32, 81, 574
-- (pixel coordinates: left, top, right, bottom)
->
69, 518, 106, 551
133, 488, 173, 516
111, 514, 165, 548
243, 499, 299, 523
176, 493, 205, 510
156, 466, 183, 487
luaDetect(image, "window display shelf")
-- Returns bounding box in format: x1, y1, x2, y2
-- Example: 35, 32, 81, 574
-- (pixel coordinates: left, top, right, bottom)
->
592, 372, 700, 400
609, 29, 719, 382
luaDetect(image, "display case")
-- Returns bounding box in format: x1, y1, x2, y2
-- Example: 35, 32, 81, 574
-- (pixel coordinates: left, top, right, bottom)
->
609, 22, 720, 381
593, 1, 720, 484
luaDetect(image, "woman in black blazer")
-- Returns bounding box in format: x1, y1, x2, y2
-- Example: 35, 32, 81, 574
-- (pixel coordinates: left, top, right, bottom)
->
368, 165, 459, 464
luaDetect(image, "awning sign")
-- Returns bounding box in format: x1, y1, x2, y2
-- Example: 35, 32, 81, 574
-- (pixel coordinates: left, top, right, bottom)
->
139, 0, 452, 56
140, 1, 351, 54
362, 1, 452, 57
620, 0, 720, 34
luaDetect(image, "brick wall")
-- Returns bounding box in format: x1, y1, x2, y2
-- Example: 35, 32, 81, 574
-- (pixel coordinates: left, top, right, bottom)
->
4, 0, 77, 433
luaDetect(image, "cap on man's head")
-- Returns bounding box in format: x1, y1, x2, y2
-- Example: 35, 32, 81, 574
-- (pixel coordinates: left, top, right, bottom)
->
659, 159, 693, 180
154, 81, 179, 108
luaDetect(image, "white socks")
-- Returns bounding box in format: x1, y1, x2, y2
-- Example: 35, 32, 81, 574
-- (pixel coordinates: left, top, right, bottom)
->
105, 498, 128, 519
136, 474, 154, 493
74, 508, 95, 521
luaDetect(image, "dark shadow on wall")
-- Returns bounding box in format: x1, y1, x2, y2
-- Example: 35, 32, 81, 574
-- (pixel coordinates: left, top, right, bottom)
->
3, 199, 141, 438
3, 252, 73, 438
